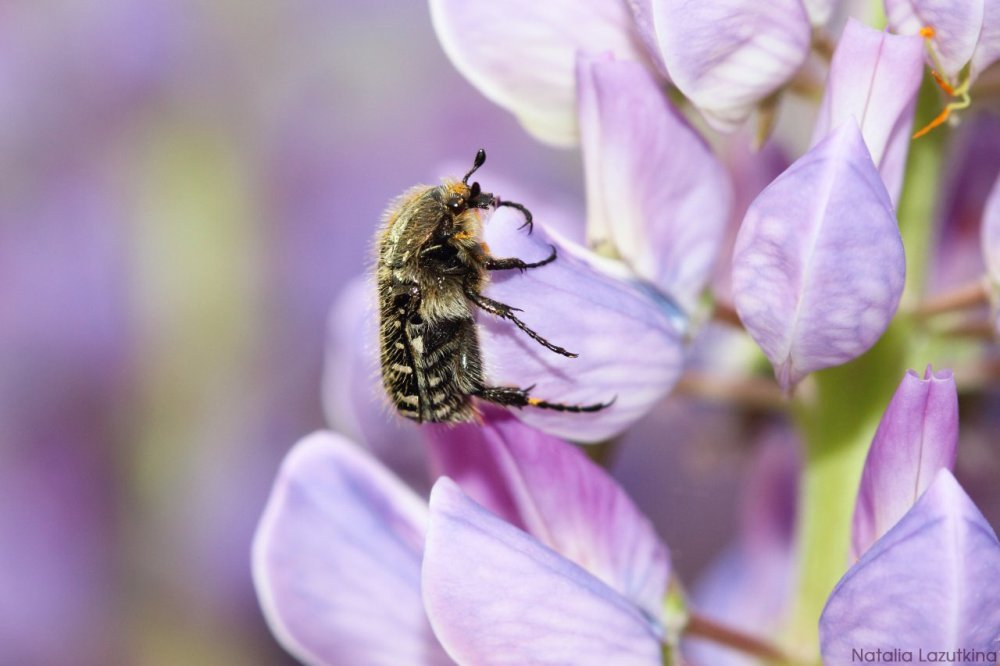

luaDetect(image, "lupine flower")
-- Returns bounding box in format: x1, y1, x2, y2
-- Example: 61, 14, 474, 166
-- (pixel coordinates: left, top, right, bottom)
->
424, 409, 670, 618
651, 0, 812, 131
811, 18, 925, 204
884, 0, 997, 84
254, 411, 674, 665
821, 368, 1000, 661
252, 431, 449, 666
732, 122, 906, 391
821, 469, 1000, 662
576, 53, 731, 311
424, 479, 669, 666
852, 367, 959, 559
428, 0, 649, 146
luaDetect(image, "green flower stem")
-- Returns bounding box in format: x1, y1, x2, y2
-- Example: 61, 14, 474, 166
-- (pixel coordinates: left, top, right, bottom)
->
783, 75, 946, 653
785, 323, 908, 651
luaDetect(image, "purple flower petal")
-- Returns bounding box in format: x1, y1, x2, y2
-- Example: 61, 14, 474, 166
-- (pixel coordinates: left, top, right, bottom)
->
625, 0, 670, 76
884, 0, 985, 80
425, 409, 670, 618
422, 478, 664, 665
480, 211, 687, 442
732, 122, 905, 391
971, 0, 1000, 80
812, 19, 924, 204
821, 470, 1000, 662
428, 0, 648, 146
252, 432, 450, 666
576, 54, 731, 310
802, 0, 838, 26
652, 0, 811, 131
851, 367, 959, 560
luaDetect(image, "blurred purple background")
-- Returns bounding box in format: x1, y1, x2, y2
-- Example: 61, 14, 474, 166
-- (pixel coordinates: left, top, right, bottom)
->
1, 2, 579, 663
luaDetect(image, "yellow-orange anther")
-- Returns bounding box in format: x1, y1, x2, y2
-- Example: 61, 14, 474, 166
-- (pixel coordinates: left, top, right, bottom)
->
930, 69, 957, 95
919, 25, 935, 38
912, 107, 951, 139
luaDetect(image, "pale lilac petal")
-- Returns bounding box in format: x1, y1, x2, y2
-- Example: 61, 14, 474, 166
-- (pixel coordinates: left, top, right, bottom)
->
429, 0, 649, 146
577, 55, 731, 310
425, 409, 670, 618
252, 432, 449, 666
423, 478, 664, 666
982, 174, 1000, 288
653, 0, 811, 131
625, 0, 670, 76
821, 470, 1000, 661
971, 0, 1000, 80
802, 0, 838, 26
480, 211, 687, 442
851, 367, 958, 560
812, 19, 924, 204
732, 122, 905, 391
884, 0, 985, 80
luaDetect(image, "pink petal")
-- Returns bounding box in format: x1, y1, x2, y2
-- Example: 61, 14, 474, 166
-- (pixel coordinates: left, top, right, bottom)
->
802, 0, 838, 26
732, 122, 905, 391
425, 408, 670, 618
576, 54, 731, 310
884, 0, 985, 80
625, 0, 670, 76
429, 0, 649, 146
653, 0, 812, 131
971, 0, 1000, 80
480, 211, 687, 442
812, 18, 924, 204
423, 478, 664, 666
252, 432, 449, 666
821, 470, 1000, 661
851, 367, 959, 560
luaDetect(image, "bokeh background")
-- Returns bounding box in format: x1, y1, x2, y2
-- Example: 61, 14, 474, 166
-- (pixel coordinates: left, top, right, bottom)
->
2, 2, 582, 663
4, 2, 999, 665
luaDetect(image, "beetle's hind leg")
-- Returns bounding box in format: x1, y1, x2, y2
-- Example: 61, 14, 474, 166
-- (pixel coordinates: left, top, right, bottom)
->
464, 289, 577, 358
475, 385, 614, 413
485, 244, 557, 272
495, 199, 533, 233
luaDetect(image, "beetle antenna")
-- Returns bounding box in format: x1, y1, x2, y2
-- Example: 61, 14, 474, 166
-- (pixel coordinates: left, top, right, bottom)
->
463, 149, 487, 184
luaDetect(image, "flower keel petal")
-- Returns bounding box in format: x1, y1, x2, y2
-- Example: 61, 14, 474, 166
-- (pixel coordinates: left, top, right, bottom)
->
653, 0, 811, 131
732, 122, 905, 391
851, 367, 959, 559
425, 409, 670, 618
423, 478, 664, 666
822, 470, 1000, 661
812, 19, 924, 204
577, 55, 731, 310
252, 432, 449, 666
480, 213, 686, 441
429, 0, 648, 146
